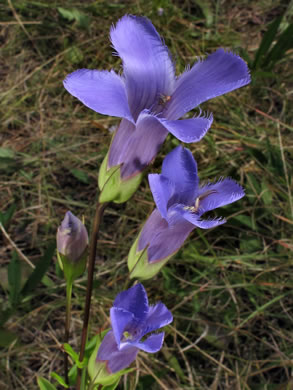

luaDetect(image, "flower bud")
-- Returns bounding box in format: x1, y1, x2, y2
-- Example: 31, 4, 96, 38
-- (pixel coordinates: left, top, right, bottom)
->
57, 211, 88, 263
98, 152, 143, 204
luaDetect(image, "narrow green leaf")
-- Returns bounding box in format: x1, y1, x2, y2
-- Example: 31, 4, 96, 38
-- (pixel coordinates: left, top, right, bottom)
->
8, 251, 21, 305
70, 168, 89, 184
0, 328, 18, 347
261, 180, 273, 205
63, 343, 86, 368
237, 293, 288, 329
63, 343, 78, 361
21, 243, 55, 297
37, 377, 57, 390
253, 16, 283, 69
0, 204, 16, 228
232, 215, 254, 229
193, 0, 213, 27
85, 334, 99, 353
265, 22, 293, 69
0, 308, 14, 327
50, 372, 69, 388
68, 364, 77, 385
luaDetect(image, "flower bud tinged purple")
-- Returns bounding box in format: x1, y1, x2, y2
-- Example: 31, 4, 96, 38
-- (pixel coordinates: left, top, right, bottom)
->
57, 211, 88, 263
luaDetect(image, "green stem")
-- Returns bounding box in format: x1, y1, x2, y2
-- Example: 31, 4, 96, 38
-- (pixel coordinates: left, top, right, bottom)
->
76, 202, 108, 390
64, 281, 73, 385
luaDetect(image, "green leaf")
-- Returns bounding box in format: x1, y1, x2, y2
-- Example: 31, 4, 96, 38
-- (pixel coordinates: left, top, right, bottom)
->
19, 169, 33, 181
37, 377, 57, 390
193, 0, 213, 27
240, 238, 262, 253
66, 46, 84, 65
21, 243, 55, 297
58, 7, 90, 29
70, 168, 89, 184
50, 372, 69, 388
265, 22, 293, 69
63, 343, 86, 368
0, 148, 17, 172
232, 215, 254, 229
68, 364, 77, 386
261, 180, 273, 205
8, 251, 21, 306
164, 351, 185, 380
0, 328, 18, 347
0, 308, 14, 327
85, 334, 99, 353
0, 147, 15, 159
0, 204, 16, 228
253, 16, 283, 69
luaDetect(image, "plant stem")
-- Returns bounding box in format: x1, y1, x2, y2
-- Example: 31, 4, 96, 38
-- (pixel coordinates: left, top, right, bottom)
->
64, 281, 73, 385
76, 202, 107, 390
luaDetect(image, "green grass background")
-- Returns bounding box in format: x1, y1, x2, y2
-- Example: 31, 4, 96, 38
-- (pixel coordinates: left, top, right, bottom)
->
0, 0, 293, 389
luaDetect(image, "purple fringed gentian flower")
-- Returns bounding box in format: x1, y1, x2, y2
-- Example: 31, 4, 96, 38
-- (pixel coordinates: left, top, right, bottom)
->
88, 284, 172, 385
128, 146, 245, 279
63, 15, 250, 187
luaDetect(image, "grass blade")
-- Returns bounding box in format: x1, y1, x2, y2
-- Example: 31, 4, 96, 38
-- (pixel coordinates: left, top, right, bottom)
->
265, 22, 293, 69
21, 243, 55, 297
8, 251, 21, 306
0, 204, 16, 229
252, 15, 282, 69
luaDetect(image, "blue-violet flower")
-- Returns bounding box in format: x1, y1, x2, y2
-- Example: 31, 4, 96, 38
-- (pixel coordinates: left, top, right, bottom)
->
96, 283, 173, 373
128, 146, 245, 279
63, 15, 250, 179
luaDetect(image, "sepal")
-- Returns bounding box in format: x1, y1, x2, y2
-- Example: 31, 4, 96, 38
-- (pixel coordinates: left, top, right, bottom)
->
127, 235, 173, 280
57, 249, 87, 284
98, 152, 143, 204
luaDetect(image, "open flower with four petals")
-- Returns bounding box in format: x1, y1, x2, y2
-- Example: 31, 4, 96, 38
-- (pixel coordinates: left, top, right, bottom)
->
64, 15, 250, 202
128, 146, 245, 279
88, 284, 172, 385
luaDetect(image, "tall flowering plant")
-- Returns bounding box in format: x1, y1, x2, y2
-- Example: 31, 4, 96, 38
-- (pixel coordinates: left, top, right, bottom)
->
36, 14, 250, 390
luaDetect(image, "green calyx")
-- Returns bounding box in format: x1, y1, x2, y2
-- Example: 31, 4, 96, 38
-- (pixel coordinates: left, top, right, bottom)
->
87, 330, 133, 387
98, 152, 143, 204
127, 234, 173, 280
57, 249, 87, 284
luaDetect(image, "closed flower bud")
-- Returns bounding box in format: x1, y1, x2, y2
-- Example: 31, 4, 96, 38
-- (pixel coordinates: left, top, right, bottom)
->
57, 211, 88, 263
